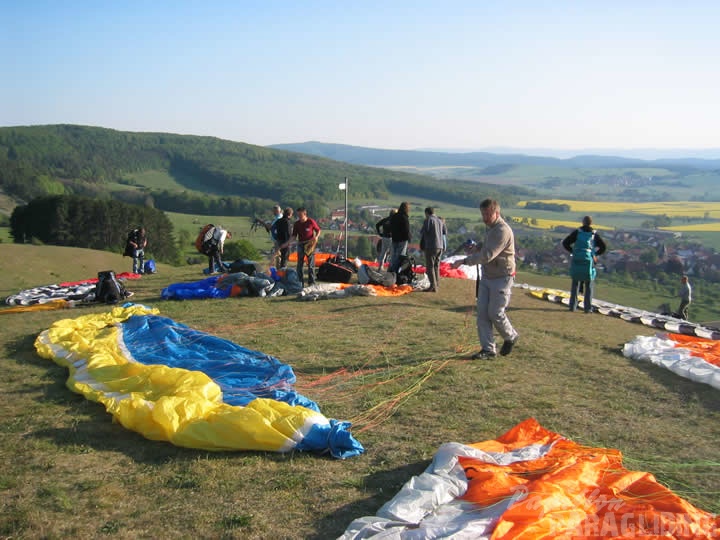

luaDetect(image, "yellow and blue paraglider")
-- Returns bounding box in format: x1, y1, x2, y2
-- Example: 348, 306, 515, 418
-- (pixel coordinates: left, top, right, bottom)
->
35, 304, 363, 458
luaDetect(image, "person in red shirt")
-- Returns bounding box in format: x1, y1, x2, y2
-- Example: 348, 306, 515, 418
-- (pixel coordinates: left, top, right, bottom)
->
291, 207, 321, 286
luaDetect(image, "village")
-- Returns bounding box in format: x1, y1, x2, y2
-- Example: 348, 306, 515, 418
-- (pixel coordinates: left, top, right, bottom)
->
314, 205, 720, 286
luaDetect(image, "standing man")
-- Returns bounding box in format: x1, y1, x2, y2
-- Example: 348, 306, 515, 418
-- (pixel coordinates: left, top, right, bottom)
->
677, 275, 692, 320
452, 199, 519, 359
389, 202, 411, 273
125, 227, 147, 275
291, 207, 321, 287
419, 207, 447, 292
269, 204, 283, 267
375, 209, 396, 268
562, 215, 607, 313
275, 207, 294, 268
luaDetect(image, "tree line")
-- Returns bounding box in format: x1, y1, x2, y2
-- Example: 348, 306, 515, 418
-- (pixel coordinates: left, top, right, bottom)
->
10, 195, 180, 263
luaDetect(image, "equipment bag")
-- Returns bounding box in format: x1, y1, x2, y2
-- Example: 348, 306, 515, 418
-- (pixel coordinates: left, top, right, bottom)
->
95, 270, 126, 304
229, 259, 258, 276
317, 261, 353, 283
144, 260, 157, 274
395, 255, 416, 286
327, 256, 357, 274
195, 224, 216, 254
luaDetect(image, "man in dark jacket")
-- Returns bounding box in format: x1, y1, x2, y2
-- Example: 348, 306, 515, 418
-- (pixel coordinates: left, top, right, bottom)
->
562, 216, 607, 313
375, 209, 396, 268
275, 207, 294, 268
389, 202, 410, 273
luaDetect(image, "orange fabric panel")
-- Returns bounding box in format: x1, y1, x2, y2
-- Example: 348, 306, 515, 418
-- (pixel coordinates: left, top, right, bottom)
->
460, 419, 719, 539
338, 283, 413, 296
288, 252, 333, 265
668, 333, 720, 368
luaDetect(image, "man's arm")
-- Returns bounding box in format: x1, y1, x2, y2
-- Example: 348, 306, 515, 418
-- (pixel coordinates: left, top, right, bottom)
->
375, 218, 386, 235
562, 230, 577, 253
594, 233, 607, 256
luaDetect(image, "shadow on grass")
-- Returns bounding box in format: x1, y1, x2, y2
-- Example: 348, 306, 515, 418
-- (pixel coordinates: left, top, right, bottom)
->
307, 459, 430, 540
613, 346, 720, 414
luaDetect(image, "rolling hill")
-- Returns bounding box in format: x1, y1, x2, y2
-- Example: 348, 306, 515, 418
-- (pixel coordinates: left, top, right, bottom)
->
0, 125, 528, 217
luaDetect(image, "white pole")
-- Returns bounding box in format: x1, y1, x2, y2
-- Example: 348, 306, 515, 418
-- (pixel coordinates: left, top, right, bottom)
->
344, 176, 349, 259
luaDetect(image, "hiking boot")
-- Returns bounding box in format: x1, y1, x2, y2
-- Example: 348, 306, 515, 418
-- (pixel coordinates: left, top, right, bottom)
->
471, 350, 497, 360
500, 335, 519, 356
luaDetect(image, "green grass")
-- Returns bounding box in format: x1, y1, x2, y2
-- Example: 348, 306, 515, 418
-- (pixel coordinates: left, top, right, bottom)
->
0, 245, 718, 539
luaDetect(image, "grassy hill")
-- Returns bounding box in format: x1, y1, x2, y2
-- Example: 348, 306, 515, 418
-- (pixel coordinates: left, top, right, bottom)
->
0, 125, 524, 218
0, 245, 718, 538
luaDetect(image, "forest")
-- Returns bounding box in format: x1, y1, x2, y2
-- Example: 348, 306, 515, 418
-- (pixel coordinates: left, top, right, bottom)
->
9, 195, 179, 263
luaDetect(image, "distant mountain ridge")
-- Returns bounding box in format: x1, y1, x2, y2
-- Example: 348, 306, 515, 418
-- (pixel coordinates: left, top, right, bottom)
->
270, 141, 720, 170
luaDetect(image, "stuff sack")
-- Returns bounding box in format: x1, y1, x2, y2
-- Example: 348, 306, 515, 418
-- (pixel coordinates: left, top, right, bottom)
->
195, 224, 216, 255
144, 260, 157, 274
395, 255, 416, 286
95, 270, 127, 304
327, 256, 357, 274
317, 261, 353, 283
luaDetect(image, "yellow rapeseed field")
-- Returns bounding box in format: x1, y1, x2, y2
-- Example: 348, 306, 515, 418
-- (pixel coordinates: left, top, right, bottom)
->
518, 199, 720, 218
515, 200, 720, 231
660, 223, 720, 232
511, 217, 613, 230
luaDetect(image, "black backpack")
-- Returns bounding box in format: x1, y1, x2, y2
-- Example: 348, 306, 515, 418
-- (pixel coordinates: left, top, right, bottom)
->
395, 255, 416, 286
95, 270, 127, 304
123, 229, 140, 257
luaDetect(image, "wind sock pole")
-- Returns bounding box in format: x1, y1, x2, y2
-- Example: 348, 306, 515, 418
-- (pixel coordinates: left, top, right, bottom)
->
342, 177, 349, 259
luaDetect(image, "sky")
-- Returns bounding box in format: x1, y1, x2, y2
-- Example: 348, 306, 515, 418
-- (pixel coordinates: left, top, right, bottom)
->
3, 0, 720, 155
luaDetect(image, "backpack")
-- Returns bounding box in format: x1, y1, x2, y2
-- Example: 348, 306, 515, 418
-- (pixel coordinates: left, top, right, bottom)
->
572, 229, 596, 263
144, 259, 157, 274
123, 228, 141, 257
570, 229, 597, 281
395, 255, 416, 286
195, 224, 216, 255
95, 270, 127, 304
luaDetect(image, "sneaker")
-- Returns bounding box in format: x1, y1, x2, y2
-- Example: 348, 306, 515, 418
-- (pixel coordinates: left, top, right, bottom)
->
471, 350, 497, 360
500, 335, 519, 356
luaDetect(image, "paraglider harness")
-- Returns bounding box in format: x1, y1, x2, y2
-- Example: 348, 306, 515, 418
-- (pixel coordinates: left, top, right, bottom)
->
570, 228, 597, 283
95, 270, 128, 304
123, 228, 144, 257
395, 255, 416, 286
572, 228, 596, 264
196, 224, 218, 255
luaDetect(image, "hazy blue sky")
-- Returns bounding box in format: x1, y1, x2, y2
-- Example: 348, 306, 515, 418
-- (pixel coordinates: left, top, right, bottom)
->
3, 1, 719, 152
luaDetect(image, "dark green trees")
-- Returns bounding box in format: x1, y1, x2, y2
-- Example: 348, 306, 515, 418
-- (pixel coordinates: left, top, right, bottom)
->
10, 195, 180, 263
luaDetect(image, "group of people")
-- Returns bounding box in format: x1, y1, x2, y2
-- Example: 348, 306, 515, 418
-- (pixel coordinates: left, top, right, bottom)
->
126, 197, 695, 362
375, 203, 447, 292
268, 205, 321, 287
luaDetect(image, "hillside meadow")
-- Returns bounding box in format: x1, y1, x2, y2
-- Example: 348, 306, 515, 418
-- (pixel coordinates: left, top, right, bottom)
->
0, 244, 718, 539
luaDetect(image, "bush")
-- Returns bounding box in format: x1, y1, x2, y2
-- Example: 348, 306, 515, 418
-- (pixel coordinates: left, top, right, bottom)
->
223, 239, 261, 261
